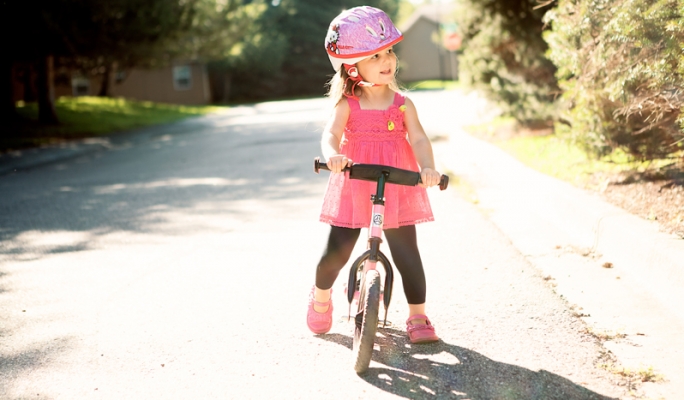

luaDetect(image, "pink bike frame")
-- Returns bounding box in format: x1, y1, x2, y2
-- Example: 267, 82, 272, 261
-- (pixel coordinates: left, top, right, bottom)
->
365, 202, 385, 272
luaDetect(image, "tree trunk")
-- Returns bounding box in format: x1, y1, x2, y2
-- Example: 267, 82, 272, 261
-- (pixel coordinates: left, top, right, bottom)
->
22, 65, 37, 102
98, 63, 111, 97
223, 72, 232, 103
0, 57, 16, 127
37, 54, 58, 124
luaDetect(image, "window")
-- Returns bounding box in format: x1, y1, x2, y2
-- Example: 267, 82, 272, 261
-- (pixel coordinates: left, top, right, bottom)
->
72, 77, 90, 96
115, 71, 126, 84
173, 65, 192, 90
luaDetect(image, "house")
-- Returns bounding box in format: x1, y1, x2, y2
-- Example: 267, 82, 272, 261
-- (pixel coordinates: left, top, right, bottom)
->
105, 62, 211, 105
12, 61, 212, 105
395, 3, 459, 83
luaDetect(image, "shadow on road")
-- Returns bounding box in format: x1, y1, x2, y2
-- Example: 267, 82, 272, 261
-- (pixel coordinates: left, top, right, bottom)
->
0, 116, 327, 392
0, 121, 325, 262
319, 329, 616, 400
0, 337, 73, 396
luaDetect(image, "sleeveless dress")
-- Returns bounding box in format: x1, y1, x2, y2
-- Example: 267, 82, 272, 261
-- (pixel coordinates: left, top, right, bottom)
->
320, 92, 434, 229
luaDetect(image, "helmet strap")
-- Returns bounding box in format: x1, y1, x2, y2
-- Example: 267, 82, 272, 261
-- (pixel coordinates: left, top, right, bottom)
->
343, 64, 376, 100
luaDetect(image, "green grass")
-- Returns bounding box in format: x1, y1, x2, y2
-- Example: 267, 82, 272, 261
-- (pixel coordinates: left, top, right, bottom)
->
467, 117, 680, 188
497, 135, 677, 188
2, 97, 224, 152
403, 80, 461, 91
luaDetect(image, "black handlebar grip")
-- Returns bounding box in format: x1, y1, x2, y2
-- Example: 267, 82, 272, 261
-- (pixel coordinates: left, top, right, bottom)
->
439, 174, 449, 191
418, 174, 449, 190
315, 157, 352, 173
314, 157, 330, 173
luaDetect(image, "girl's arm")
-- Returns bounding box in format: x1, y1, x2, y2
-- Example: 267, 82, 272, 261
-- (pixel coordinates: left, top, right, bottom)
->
403, 97, 441, 188
321, 99, 351, 173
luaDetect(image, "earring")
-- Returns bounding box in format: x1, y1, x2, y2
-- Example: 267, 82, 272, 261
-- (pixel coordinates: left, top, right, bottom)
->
347, 67, 358, 78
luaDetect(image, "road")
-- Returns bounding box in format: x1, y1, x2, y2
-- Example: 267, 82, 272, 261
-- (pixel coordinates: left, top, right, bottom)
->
0, 93, 634, 399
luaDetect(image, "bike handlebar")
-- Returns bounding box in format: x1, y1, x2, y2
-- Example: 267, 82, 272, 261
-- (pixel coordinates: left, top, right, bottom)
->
314, 157, 449, 191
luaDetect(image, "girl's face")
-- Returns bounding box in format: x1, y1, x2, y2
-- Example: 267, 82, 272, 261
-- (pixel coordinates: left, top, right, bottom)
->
356, 47, 397, 85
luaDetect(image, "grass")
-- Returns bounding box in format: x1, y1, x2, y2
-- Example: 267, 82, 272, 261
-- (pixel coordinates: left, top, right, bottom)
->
500, 136, 680, 189
585, 327, 627, 341
403, 80, 461, 91
2, 97, 224, 152
466, 116, 679, 189
598, 362, 665, 383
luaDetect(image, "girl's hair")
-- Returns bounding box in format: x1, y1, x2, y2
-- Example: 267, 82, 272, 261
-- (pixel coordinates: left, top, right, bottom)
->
325, 57, 403, 106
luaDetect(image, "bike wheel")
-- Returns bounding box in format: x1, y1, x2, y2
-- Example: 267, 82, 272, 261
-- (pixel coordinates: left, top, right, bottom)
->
352, 269, 381, 374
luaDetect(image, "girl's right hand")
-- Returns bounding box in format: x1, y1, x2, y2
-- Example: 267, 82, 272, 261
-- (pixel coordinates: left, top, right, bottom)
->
326, 154, 352, 173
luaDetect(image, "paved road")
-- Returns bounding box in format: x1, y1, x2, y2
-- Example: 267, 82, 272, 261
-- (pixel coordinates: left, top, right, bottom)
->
1, 94, 634, 399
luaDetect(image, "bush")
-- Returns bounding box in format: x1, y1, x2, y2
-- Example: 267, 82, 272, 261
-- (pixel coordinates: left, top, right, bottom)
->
545, 0, 684, 160
455, 0, 559, 125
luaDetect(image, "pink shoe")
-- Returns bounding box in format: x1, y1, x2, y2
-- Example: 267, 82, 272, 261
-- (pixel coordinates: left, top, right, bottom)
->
307, 287, 333, 334
406, 314, 439, 344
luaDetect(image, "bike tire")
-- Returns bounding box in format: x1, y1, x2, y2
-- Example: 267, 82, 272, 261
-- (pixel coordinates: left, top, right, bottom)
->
352, 269, 381, 374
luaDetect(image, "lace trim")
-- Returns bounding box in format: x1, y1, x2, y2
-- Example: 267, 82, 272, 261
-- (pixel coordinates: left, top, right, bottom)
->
342, 133, 406, 143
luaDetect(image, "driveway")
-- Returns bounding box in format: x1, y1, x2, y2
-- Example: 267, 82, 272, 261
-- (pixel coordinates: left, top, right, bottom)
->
0, 93, 635, 399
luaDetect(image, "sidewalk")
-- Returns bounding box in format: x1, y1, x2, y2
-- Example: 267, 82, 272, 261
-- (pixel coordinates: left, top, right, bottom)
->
413, 90, 684, 399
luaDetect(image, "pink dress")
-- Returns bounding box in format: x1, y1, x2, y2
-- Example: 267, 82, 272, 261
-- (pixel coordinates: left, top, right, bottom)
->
320, 92, 434, 229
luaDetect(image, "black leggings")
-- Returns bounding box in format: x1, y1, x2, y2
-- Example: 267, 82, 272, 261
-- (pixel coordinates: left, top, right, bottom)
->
315, 225, 427, 304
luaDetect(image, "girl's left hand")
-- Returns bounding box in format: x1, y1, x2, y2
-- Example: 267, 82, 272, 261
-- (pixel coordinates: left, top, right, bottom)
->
419, 167, 441, 188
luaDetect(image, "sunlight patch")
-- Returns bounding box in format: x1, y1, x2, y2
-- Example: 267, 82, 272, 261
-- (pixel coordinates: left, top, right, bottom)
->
420, 384, 436, 395
277, 177, 302, 185
412, 351, 461, 365
14, 230, 91, 248
378, 373, 392, 381
94, 178, 248, 194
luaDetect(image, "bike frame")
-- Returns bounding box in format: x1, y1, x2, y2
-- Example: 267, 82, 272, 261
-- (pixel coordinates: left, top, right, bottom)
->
346, 170, 395, 327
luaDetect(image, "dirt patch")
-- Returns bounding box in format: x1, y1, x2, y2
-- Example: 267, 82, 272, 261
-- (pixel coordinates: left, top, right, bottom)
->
599, 170, 684, 237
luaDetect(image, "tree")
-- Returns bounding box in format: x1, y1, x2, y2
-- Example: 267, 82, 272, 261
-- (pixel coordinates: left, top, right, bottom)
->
226, 0, 400, 102
2, 0, 196, 124
63, 0, 198, 97
454, 0, 558, 125
2, 0, 71, 124
2, 0, 255, 128
545, 0, 684, 159
175, 0, 271, 102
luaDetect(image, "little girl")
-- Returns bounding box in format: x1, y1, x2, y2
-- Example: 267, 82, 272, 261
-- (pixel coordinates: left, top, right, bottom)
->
307, 6, 442, 344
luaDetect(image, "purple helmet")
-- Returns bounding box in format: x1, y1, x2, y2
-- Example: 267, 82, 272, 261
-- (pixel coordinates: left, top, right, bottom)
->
324, 6, 403, 71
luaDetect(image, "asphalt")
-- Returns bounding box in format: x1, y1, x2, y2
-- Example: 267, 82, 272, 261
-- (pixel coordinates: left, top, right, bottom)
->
1, 90, 683, 399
